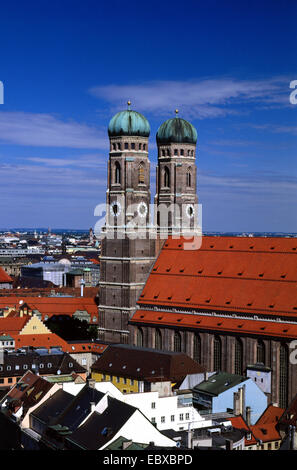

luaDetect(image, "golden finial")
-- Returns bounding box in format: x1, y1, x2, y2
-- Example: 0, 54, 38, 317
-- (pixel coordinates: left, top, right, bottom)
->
175, 108, 179, 116
127, 100, 131, 109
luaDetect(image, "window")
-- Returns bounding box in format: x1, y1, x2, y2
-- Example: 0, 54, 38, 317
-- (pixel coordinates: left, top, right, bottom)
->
0, 379, 4, 384
174, 331, 182, 352
186, 170, 192, 187
116, 377, 120, 383
174, 148, 178, 155
82, 359, 87, 366
279, 344, 288, 408
161, 416, 165, 423
47, 363, 52, 368
161, 149, 165, 156
8, 378, 12, 383
23, 365, 28, 370
164, 166, 170, 187
69, 363, 73, 368
130, 379, 134, 386
39, 364, 44, 369
155, 329, 162, 350
234, 338, 243, 375
185, 413, 190, 420
112, 143, 116, 150
151, 417, 156, 423
136, 327, 143, 347
123, 378, 127, 384
131, 143, 135, 149
180, 149, 184, 156
138, 163, 145, 184
117, 143, 121, 150
143, 144, 146, 150
213, 336, 222, 371
257, 340, 265, 364
179, 414, 184, 421
171, 415, 175, 422
115, 162, 121, 184
193, 334, 201, 363
151, 402, 156, 409
139, 143, 142, 150
124, 142, 128, 149
15, 365, 20, 370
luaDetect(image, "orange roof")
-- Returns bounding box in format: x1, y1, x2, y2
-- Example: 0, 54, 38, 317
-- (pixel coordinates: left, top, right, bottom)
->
0, 267, 13, 284
131, 310, 297, 340
0, 296, 98, 320
12, 333, 69, 350
250, 423, 281, 443
65, 342, 108, 354
137, 236, 297, 319
256, 404, 284, 425
229, 416, 257, 445
0, 317, 30, 335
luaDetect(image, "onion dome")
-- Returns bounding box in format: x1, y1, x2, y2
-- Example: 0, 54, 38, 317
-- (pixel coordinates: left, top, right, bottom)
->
108, 101, 150, 138
156, 110, 197, 145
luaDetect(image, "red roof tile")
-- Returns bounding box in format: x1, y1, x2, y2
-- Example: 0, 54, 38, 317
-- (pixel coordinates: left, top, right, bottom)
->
136, 236, 297, 318
131, 310, 297, 340
0, 267, 13, 284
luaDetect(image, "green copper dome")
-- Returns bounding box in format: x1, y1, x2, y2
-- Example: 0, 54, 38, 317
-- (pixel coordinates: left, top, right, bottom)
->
108, 109, 150, 138
156, 116, 197, 145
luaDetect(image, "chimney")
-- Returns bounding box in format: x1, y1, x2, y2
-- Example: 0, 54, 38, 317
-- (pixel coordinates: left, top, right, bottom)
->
204, 371, 209, 381
88, 378, 96, 389
246, 406, 251, 426
80, 279, 85, 297
225, 439, 233, 451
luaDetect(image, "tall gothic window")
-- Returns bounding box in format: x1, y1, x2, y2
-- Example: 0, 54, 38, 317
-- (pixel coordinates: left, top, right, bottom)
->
136, 327, 143, 347
279, 344, 288, 409
186, 169, 192, 187
138, 163, 145, 184
155, 329, 162, 350
193, 334, 201, 363
234, 338, 243, 375
115, 162, 121, 184
164, 166, 170, 187
213, 336, 222, 371
174, 331, 181, 352
257, 340, 266, 364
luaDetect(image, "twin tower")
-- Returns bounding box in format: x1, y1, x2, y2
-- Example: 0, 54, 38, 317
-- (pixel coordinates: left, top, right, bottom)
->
98, 103, 199, 343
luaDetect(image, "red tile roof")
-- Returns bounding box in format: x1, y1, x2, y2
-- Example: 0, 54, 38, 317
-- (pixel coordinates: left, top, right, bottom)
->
256, 404, 284, 425
134, 236, 297, 319
0, 317, 30, 335
131, 310, 297, 340
0, 296, 98, 321
0, 267, 13, 284
12, 333, 70, 350
250, 422, 281, 443
229, 415, 257, 445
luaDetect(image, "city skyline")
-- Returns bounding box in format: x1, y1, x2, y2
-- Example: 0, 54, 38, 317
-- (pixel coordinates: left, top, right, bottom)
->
0, 0, 296, 232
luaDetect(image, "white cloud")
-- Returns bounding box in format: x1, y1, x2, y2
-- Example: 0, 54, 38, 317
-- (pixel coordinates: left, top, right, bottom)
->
89, 77, 289, 118
0, 112, 108, 149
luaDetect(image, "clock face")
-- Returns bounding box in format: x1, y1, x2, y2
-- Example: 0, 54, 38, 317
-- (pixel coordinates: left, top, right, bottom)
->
186, 204, 195, 219
138, 201, 148, 218
110, 200, 121, 217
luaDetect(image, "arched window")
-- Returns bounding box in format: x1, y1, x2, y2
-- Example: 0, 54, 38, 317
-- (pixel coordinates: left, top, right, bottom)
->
257, 340, 265, 364
138, 163, 145, 184
174, 331, 181, 352
213, 336, 222, 371
155, 329, 162, 350
164, 166, 170, 187
136, 327, 143, 347
279, 344, 288, 409
186, 170, 192, 187
193, 334, 201, 363
234, 338, 243, 375
115, 162, 121, 184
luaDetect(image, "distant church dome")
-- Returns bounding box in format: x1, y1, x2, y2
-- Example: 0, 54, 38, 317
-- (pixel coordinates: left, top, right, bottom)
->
108, 104, 150, 138
156, 114, 197, 145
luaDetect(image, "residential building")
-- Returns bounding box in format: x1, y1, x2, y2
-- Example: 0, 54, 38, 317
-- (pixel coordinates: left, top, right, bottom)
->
91, 344, 205, 395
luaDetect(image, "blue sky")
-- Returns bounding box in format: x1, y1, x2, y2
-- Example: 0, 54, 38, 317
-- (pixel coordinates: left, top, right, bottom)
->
0, 0, 296, 232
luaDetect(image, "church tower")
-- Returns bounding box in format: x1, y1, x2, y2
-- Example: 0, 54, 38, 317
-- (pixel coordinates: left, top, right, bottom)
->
98, 102, 156, 343
154, 110, 199, 239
